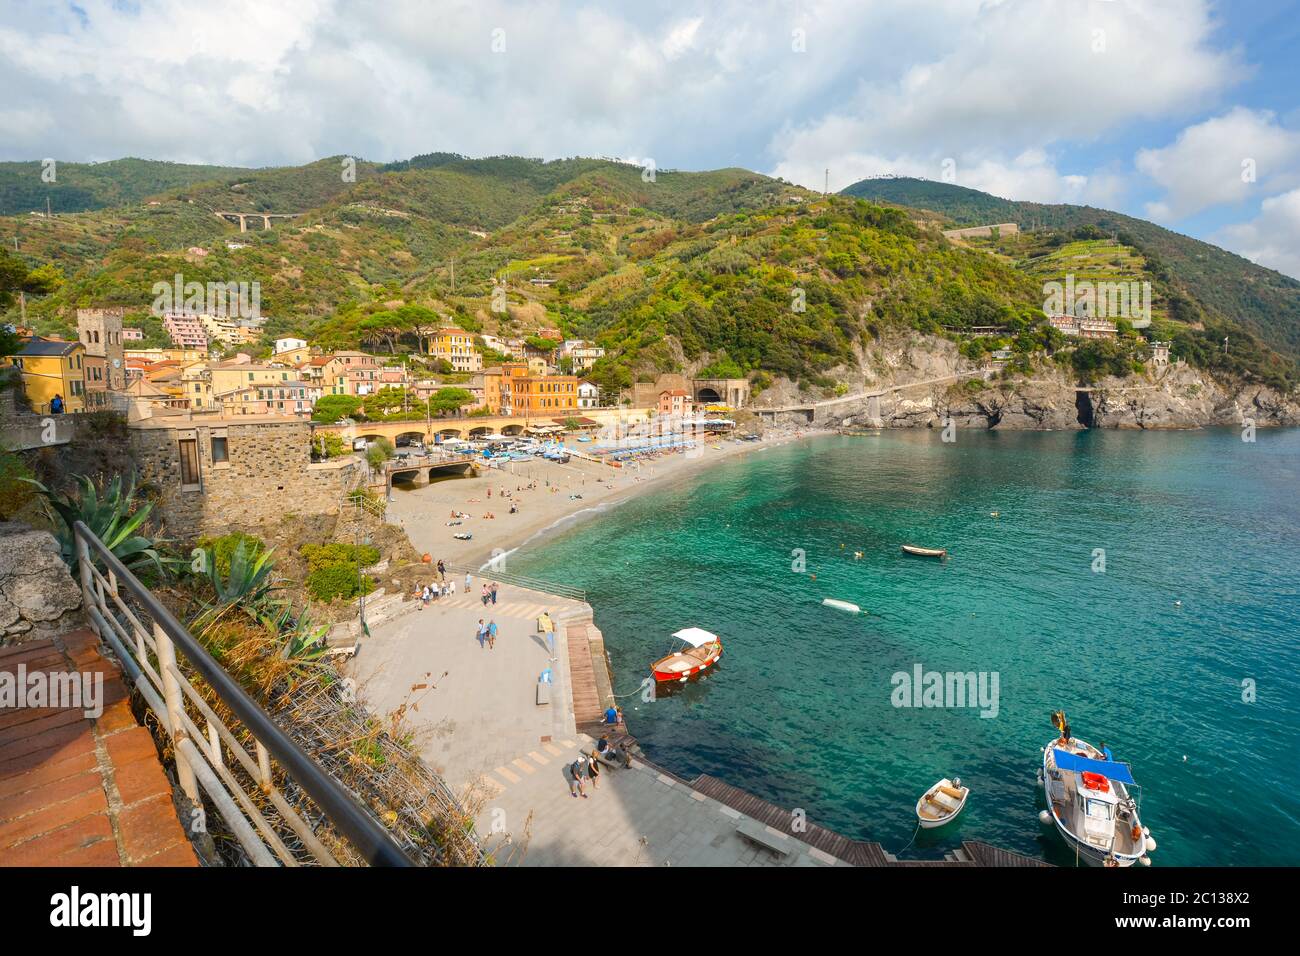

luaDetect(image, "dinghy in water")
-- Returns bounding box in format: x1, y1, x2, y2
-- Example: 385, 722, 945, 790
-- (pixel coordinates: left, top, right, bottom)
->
916, 778, 969, 828
821, 598, 861, 614
901, 545, 947, 558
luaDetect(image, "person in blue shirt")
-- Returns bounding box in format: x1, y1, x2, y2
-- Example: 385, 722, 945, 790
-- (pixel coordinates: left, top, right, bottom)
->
604, 705, 620, 725
487, 620, 498, 650
50, 394, 64, 414
1098, 741, 1114, 761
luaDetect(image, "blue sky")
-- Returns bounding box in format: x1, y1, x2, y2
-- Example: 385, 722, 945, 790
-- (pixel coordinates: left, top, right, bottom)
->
1, 0, 1298, 277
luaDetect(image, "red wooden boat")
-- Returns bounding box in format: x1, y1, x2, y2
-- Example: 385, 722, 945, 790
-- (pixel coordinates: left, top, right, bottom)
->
651, 628, 723, 684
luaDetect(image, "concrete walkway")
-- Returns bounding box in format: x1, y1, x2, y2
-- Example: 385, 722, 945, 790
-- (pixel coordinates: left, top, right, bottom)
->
348, 581, 850, 867
476, 732, 849, 867
346, 581, 586, 793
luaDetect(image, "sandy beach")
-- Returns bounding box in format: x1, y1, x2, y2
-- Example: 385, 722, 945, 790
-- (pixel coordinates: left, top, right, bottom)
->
386, 428, 813, 572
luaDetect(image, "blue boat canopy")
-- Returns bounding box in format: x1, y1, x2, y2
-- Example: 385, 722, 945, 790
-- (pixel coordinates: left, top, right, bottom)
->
1052, 749, 1136, 785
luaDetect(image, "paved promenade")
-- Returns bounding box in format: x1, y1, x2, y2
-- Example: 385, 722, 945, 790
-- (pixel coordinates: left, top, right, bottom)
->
346, 581, 584, 790
348, 580, 849, 866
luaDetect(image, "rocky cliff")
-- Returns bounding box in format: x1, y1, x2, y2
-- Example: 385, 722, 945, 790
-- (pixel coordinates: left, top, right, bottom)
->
756, 331, 1300, 431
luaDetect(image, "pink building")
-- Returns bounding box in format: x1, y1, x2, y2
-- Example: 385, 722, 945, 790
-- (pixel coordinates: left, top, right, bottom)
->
163, 313, 209, 350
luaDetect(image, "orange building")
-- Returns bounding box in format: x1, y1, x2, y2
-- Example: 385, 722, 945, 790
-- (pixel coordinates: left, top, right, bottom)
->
495, 363, 578, 416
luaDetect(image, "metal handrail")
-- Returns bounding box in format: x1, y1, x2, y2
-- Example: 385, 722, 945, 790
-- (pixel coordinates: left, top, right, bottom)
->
73, 520, 413, 867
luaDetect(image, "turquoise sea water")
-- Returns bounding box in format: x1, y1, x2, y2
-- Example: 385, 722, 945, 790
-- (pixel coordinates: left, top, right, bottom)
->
511, 429, 1300, 866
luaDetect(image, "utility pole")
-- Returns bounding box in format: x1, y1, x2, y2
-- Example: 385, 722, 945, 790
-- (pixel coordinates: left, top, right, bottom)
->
824, 168, 829, 196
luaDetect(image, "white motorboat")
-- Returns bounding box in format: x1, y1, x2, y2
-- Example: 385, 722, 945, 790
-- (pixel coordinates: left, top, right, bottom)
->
1037, 711, 1156, 867
915, 777, 969, 828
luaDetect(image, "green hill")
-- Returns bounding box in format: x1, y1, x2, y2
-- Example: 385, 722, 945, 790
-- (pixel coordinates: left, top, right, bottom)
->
842, 177, 1300, 363
3, 156, 1294, 394
0, 157, 248, 216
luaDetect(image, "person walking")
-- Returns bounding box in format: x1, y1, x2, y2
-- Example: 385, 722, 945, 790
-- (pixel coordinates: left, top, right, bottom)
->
487, 620, 498, 650
490, 582, 499, 605
437, 559, 446, 581
465, 570, 473, 591
481, 584, 490, 606
475, 619, 487, 648
586, 751, 601, 789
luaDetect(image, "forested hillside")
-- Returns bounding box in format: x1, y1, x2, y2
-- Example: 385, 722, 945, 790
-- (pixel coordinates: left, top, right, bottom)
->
2, 155, 1294, 396
843, 177, 1300, 363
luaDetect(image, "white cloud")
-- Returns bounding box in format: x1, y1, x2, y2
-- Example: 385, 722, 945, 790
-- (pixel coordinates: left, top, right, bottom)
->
0, 0, 1243, 189
767, 0, 1239, 203
1217, 189, 1300, 281
1136, 108, 1300, 219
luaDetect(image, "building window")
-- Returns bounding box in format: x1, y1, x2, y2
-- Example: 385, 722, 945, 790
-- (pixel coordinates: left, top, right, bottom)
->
211, 436, 229, 464
179, 439, 201, 487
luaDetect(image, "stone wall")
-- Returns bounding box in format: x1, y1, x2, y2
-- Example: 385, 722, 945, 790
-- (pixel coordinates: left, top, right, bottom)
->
128, 417, 363, 541
0, 522, 84, 645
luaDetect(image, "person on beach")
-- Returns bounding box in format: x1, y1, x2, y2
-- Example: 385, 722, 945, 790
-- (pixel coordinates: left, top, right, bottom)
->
437, 559, 446, 581
465, 570, 473, 591
448, 579, 456, 595
490, 582, 498, 605
487, 620, 498, 649
476, 619, 487, 648
481, 584, 490, 606
420, 585, 430, 608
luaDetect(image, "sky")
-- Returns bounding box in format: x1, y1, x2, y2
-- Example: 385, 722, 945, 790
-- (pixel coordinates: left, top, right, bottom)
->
2, 0, 1299, 278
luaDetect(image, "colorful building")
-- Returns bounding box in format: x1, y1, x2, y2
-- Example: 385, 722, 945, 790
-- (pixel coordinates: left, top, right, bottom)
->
497, 363, 578, 416
428, 328, 483, 372
4, 337, 87, 413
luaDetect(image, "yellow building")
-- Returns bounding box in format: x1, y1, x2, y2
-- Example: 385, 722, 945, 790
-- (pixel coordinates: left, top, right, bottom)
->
126, 347, 207, 364
5, 337, 88, 414
209, 362, 302, 403
429, 328, 483, 372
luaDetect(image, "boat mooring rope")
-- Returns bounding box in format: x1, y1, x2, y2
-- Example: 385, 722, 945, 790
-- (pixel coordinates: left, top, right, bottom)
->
895, 819, 923, 856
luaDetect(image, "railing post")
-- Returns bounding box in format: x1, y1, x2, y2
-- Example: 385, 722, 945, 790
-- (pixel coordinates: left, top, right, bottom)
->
75, 531, 97, 638
154, 622, 200, 803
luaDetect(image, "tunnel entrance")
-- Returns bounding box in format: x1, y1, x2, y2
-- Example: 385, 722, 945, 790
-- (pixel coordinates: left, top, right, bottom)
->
1075, 390, 1095, 428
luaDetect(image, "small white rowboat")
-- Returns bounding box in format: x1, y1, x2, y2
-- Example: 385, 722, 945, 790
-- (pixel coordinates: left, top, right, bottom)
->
915, 777, 969, 829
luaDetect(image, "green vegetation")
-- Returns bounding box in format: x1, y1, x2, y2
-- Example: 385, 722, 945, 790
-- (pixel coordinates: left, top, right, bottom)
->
365, 437, 394, 470
22, 474, 175, 579
843, 176, 1300, 375
312, 394, 363, 423
300, 542, 380, 603
196, 531, 266, 578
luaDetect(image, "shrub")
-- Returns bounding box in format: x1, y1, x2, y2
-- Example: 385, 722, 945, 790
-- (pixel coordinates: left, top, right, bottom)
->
307, 562, 375, 603
198, 532, 266, 577
300, 542, 380, 571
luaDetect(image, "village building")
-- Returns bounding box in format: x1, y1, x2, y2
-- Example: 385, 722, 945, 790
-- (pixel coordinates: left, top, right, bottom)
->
127, 415, 361, 540
496, 363, 578, 416
162, 312, 209, 350
1047, 314, 1118, 339
76, 308, 127, 392
3, 337, 87, 414
577, 380, 599, 409
428, 328, 483, 372
658, 388, 692, 417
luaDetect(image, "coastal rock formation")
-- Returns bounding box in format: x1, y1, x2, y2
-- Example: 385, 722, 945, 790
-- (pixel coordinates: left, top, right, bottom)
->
781, 330, 1300, 432
0, 522, 84, 645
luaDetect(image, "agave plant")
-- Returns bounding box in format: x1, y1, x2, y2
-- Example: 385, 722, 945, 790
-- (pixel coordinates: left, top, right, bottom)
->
22, 474, 173, 579
192, 539, 281, 632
